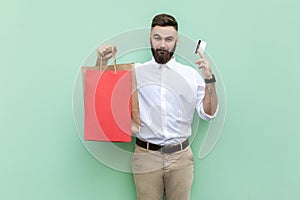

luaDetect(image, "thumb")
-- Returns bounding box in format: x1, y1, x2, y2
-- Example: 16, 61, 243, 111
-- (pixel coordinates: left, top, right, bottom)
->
113, 45, 118, 55
197, 49, 205, 59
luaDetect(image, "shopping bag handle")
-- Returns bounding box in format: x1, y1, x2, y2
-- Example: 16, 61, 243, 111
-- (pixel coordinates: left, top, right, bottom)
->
99, 46, 117, 74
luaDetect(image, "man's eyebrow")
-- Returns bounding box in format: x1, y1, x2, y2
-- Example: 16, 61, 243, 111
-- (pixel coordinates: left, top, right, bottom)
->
152, 34, 175, 39
165, 36, 175, 39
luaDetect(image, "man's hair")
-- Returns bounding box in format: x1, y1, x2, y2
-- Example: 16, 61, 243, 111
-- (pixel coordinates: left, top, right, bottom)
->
151, 13, 178, 31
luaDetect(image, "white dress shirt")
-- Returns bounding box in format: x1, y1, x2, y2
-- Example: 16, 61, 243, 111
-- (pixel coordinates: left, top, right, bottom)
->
135, 57, 217, 146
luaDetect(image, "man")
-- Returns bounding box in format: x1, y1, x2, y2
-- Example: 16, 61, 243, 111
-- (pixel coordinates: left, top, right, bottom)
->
97, 13, 218, 200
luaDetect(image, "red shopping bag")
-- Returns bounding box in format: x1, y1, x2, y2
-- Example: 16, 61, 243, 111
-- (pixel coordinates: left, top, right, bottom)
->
82, 63, 140, 142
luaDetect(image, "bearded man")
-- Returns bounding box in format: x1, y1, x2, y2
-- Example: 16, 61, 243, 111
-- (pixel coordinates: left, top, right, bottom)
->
97, 13, 218, 200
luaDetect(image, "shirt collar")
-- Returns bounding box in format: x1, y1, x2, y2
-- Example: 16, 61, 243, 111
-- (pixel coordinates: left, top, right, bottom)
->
150, 56, 176, 70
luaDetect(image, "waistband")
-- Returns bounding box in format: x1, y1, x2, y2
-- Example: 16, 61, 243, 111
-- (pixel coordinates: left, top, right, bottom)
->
136, 138, 189, 154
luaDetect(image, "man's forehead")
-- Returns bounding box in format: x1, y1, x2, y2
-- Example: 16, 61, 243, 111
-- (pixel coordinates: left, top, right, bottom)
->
151, 26, 178, 37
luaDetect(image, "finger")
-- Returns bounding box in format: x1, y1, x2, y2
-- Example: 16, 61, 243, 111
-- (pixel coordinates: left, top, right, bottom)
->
106, 51, 114, 56
101, 47, 111, 57
198, 63, 205, 68
197, 49, 205, 59
98, 47, 103, 55
99, 46, 107, 54
113, 45, 118, 55
198, 65, 204, 70
195, 59, 205, 65
103, 45, 111, 53
97, 44, 116, 58
99, 44, 110, 52
99, 45, 106, 53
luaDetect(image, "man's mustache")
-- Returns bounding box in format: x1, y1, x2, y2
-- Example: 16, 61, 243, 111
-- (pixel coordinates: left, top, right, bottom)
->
155, 49, 172, 53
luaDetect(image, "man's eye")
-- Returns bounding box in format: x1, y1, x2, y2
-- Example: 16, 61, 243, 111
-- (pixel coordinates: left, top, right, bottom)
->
154, 37, 161, 41
165, 38, 174, 42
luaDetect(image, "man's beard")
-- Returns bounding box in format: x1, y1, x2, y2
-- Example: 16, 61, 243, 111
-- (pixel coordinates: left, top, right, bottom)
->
151, 44, 176, 64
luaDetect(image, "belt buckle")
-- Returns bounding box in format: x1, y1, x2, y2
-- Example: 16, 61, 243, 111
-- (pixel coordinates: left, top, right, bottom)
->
160, 143, 182, 154
160, 146, 169, 154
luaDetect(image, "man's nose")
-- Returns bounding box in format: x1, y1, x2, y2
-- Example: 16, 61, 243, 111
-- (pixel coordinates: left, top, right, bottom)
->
159, 39, 167, 49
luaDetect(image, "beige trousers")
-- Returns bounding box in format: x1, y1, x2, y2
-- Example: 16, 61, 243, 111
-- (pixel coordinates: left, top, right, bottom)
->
132, 145, 194, 200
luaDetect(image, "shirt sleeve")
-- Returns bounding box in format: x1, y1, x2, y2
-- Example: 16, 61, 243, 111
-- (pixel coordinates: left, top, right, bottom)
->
194, 70, 218, 121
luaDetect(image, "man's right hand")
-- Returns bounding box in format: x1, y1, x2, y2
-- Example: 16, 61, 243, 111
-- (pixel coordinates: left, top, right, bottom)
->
96, 44, 117, 66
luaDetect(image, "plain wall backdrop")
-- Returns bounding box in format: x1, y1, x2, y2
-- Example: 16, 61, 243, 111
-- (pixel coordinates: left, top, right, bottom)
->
1, 0, 299, 199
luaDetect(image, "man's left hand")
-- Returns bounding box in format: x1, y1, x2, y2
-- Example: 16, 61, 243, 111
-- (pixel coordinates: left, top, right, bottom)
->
195, 50, 213, 79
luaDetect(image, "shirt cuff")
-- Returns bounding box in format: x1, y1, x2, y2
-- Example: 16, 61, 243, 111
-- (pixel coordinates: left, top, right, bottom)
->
199, 104, 219, 121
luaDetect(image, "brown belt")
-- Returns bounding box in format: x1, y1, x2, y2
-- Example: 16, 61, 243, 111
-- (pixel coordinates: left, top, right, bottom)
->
136, 138, 189, 154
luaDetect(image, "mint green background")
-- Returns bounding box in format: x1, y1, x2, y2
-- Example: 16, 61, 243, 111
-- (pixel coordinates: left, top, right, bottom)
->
1, 0, 299, 199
